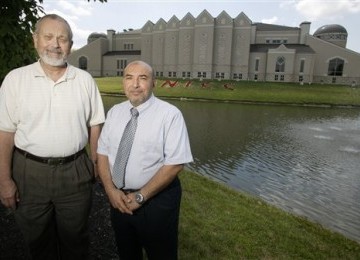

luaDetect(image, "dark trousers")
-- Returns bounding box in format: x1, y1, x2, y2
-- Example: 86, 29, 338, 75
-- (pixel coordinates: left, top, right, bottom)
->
12, 149, 94, 260
111, 177, 182, 260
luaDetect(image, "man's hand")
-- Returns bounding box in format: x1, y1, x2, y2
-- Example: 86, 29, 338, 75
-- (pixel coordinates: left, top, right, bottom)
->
106, 187, 134, 215
0, 178, 19, 210
125, 193, 142, 212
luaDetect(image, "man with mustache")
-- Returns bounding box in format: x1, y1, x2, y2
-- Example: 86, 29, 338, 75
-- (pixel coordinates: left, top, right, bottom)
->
0, 14, 105, 259
97, 61, 193, 260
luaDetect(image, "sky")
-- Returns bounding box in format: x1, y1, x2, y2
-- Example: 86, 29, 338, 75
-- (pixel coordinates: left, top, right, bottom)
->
40, 0, 360, 53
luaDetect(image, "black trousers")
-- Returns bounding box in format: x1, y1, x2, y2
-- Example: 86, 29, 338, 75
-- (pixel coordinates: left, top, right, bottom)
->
12, 149, 94, 260
111, 177, 182, 260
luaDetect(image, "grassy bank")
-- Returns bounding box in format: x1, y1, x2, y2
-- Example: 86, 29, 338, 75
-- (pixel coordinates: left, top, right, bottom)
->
179, 171, 360, 259
95, 77, 360, 107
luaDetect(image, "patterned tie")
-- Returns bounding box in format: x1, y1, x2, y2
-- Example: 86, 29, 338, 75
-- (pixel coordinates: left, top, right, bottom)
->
113, 107, 139, 189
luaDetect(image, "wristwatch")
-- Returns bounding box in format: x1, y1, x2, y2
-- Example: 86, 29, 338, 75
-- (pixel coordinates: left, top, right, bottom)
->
135, 192, 145, 205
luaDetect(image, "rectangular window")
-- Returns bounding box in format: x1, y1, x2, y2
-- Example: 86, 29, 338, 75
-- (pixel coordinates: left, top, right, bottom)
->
300, 60, 305, 73
182, 72, 186, 78
239, 73, 242, 80
275, 75, 279, 81
187, 72, 191, 78
168, 72, 172, 77
121, 60, 127, 69
299, 75, 303, 82
254, 74, 258, 80
255, 59, 259, 72
280, 75, 284, 81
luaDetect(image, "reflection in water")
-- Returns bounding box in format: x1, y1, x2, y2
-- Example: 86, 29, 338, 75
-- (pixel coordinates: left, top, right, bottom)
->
102, 96, 360, 242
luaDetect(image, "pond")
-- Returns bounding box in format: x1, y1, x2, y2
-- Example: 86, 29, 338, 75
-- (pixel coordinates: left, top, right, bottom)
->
102, 95, 360, 242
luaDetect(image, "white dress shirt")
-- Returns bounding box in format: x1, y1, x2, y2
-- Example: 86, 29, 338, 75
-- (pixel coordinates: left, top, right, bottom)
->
97, 94, 193, 189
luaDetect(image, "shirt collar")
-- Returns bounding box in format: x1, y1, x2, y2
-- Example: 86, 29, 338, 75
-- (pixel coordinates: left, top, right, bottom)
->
131, 94, 155, 115
34, 60, 76, 81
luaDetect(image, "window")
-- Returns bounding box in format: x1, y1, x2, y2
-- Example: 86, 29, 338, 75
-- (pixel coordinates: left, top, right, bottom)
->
255, 59, 259, 72
197, 72, 206, 78
300, 60, 305, 73
156, 71, 164, 77
299, 75, 303, 82
328, 58, 344, 76
234, 73, 243, 80
124, 43, 134, 50
79, 56, 87, 70
275, 56, 285, 72
254, 74, 258, 80
117, 59, 127, 70
215, 72, 225, 79
280, 75, 284, 81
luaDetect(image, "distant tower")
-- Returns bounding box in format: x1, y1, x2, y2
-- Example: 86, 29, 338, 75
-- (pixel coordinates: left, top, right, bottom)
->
313, 24, 347, 48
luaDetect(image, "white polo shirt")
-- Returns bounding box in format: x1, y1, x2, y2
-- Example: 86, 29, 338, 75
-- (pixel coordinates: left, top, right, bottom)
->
0, 61, 105, 157
97, 94, 193, 189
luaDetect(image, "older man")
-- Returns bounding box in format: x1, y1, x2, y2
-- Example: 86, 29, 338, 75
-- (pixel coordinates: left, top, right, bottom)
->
0, 14, 105, 259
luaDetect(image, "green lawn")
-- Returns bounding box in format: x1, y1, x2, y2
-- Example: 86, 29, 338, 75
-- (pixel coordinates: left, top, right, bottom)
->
179, 172, 360, 259
95, 77, 360, 107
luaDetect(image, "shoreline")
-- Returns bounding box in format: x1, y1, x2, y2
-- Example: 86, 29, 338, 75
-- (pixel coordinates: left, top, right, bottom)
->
101, 92, 360, 109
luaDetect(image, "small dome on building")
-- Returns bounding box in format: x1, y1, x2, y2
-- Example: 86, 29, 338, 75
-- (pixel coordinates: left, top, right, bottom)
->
87, 32, 107, 44
313, 24, 347, 36
313, 24, 347, 48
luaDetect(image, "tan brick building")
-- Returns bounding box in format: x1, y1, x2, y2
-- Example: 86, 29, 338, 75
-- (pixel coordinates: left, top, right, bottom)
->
68, 10, 360, 85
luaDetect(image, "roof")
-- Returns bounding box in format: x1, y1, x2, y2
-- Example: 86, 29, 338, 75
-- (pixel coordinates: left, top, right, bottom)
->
254, 23, 300, 31
103, 50, 141, 56
313, 24, 347, 35
250, 44, 315, 53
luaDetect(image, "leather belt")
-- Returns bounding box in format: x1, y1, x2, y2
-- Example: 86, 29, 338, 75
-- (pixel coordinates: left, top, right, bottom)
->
120, 189, 139, 195
15, 147, 85, 166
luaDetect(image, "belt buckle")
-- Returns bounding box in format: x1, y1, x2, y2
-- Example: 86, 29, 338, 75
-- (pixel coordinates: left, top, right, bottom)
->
47, 158, 64, 166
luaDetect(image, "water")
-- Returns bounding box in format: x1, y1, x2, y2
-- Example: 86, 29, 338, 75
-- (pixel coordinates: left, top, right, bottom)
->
102, 95, 360, 242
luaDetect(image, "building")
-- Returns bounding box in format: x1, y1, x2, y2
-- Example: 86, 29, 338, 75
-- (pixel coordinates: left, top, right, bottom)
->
68, 9, 360, 85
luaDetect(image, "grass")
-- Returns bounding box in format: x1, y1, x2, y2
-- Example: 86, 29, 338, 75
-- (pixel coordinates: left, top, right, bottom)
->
95, 77, 360, 107
95, 77, 360, 258
179, 171, 360, 259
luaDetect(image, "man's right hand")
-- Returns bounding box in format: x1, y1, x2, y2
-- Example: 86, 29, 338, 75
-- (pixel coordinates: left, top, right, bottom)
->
0, 179, 19, 210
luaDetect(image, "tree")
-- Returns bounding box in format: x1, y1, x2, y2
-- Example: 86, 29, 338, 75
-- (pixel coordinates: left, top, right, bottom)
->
0, 0, 106, 84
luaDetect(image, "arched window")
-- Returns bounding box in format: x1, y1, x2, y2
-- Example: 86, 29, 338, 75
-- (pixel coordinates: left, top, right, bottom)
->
79, 56, 88, 70
275, 56, 285, 72
328, 58, 344, 76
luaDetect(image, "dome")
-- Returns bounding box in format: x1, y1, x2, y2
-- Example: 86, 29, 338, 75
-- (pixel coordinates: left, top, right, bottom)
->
87, 32, 107, 43
313, 24, 347, 36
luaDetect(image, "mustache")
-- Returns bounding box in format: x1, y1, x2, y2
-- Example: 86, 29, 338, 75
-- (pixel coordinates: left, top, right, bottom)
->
46, 48, 63, 54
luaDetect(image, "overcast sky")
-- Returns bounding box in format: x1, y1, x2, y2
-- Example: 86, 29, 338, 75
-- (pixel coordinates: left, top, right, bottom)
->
40, 0, 360, 53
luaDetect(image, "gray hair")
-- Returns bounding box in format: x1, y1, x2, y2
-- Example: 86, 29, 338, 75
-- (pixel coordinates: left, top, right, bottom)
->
34, 14, 73, 41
